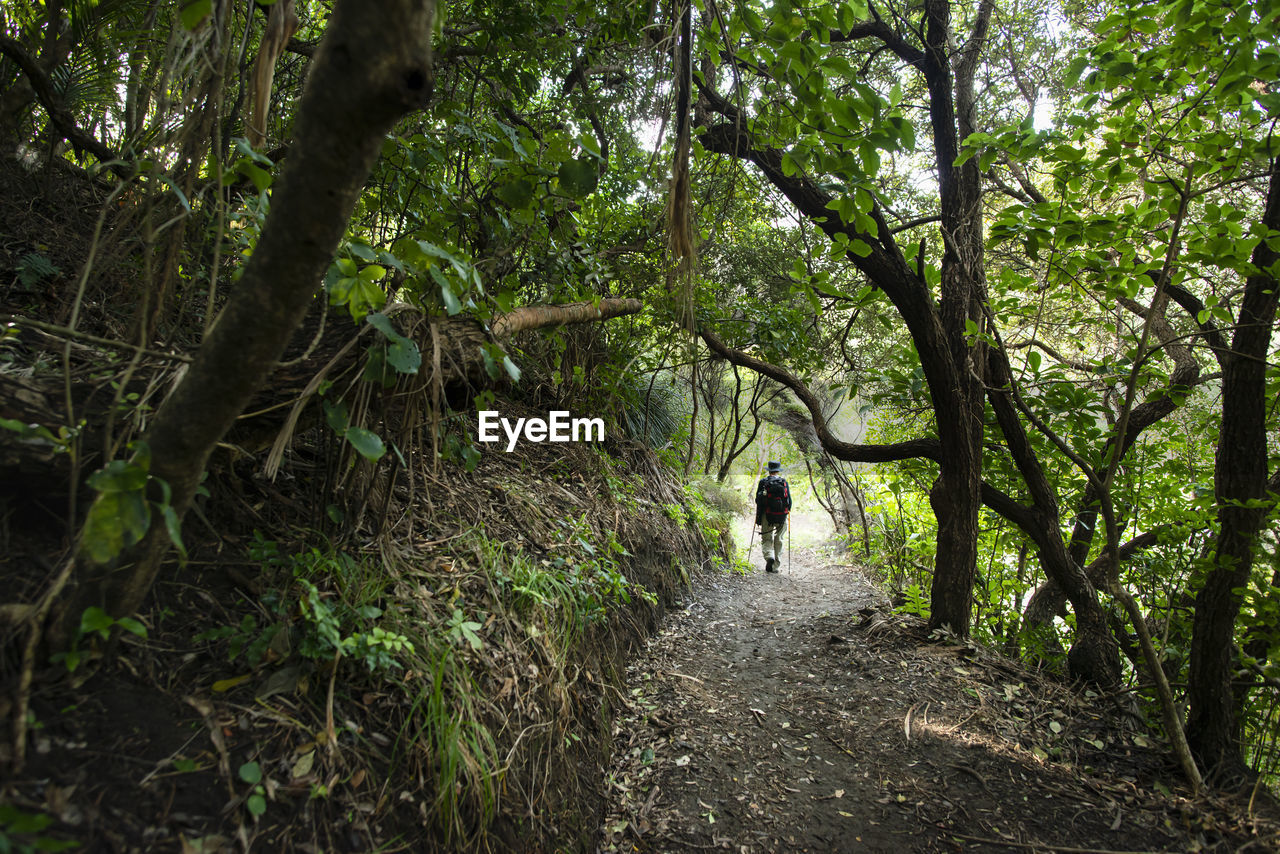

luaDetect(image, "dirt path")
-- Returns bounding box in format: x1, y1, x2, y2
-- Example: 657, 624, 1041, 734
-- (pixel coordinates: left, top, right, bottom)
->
599, 544, 1249, 853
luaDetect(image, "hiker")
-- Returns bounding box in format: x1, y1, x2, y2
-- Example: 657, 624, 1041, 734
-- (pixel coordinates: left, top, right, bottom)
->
754, 461, 791, 573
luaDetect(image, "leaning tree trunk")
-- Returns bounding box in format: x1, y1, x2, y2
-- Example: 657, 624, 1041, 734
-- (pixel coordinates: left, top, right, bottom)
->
54, 0, 438, 643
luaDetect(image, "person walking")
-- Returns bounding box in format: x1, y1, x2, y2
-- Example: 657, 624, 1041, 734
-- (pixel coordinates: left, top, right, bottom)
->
754, 461, 791, 573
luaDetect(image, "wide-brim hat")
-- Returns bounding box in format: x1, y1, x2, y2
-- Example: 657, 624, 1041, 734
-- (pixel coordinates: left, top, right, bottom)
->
767, 461, 782, 472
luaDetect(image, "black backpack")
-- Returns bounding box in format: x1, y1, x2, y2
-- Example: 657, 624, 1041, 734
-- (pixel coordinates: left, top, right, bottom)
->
759, 475, 789, 521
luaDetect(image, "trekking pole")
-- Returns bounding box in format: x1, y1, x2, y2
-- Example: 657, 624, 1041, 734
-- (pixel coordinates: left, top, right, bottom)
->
747, 520, 756, 569
787, 515, 791, 574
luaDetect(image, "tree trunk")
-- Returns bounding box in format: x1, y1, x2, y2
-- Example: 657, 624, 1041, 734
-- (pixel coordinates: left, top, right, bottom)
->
1186, 157, 1280, 784
920, 0, 990, 637
927, 410, 981, 634
54, 0, 439, 643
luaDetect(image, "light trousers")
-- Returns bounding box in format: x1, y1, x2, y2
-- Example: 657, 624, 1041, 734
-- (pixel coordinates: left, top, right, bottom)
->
760, 518, 786, 562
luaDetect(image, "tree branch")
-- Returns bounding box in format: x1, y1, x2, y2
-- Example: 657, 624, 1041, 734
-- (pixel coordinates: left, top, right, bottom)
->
1165, 283, 1229, 361
891, 214, 942, 234
828, 20, 926, 69
696, 323, 1078, 550
1009, 338, 1104, 373
955, 0, 994, 91
1024, 527, 1172, 623
698, 325, 941, 464
491, 298, 642, 338
698, 120, 925, 316
0, 34, 128, 176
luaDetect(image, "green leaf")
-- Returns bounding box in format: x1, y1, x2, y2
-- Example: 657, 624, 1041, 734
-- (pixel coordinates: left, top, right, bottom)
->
349, 242, 377, 262
377, 248, 405, 273
0, 804, 53, 834
116, 616, 148, 638
233, 137, 274, 166
0, 417, 59, 444
386, 336, 421, 374
80, 606, 115, 640
345, 427, 386, 461
246, 792, 267, 817
156, 174, 191, 212
366, 313, 421, 374
362, 344, 392, 387
240, 163, 271, 191
87, 459, 148, 493
460, 621, 483, 650
81, 490, 151, 564
1028, 350, 1042, 372
858, 144, 880, 174
180, 0, 212, 30
238, 761, 263, 784
160, 503, 187, 562
365, 312, 397, 337
481, 347, 502, 380
119, 490, 151, 543
323, 399, 349, 433
496, 176, 536, 208
328, 271, 386, 321
557, 157, 599, 198
36, 835, 81, 851
502, 356, 521, 382
440, 282, 462, 315
59, 648, 81, 672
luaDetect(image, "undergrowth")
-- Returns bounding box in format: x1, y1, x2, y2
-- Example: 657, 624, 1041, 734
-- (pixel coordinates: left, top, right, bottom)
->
188, 445, 715, 849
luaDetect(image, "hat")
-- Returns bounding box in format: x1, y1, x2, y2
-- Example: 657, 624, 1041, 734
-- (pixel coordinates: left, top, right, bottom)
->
767, 461, 782, 472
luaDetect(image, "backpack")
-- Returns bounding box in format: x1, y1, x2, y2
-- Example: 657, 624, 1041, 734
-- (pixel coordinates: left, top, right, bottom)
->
759, 475, 789, 522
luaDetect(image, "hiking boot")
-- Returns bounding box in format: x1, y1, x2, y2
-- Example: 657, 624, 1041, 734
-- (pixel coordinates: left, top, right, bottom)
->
765, 558, 777, 573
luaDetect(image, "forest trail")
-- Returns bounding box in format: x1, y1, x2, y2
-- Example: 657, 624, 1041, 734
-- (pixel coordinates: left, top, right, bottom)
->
598, 541, 1241, 853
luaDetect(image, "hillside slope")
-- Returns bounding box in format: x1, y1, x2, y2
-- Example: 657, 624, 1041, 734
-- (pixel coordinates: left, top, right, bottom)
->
2, 393, 723, 852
